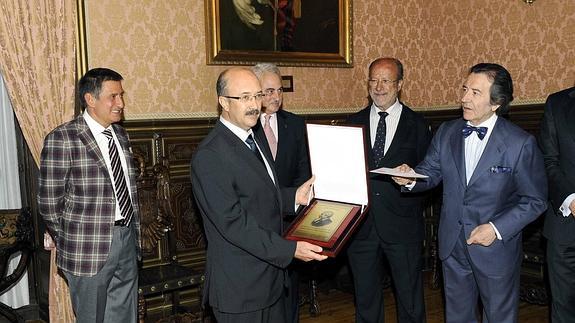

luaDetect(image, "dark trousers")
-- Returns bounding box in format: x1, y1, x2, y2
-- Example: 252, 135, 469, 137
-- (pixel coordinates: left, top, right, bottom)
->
347, 226, 426, 323
442, 229, 520, 323
284, 263, 300, 323
547, 239, 575, 323
213, 296, 286, 323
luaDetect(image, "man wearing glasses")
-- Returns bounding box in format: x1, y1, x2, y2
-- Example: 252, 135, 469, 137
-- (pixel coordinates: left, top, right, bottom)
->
252, 63, 311, 323
191, 67, 326, 323
346, 57, 431, 323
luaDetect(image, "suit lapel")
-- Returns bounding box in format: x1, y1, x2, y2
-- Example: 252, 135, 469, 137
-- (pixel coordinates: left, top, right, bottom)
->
217, 123, 278, 192
253, 133, 283, 207
276, 111, 288, 162
467, 119, 507, 187
356, 107, 375, 169
382, 107, 411, 162
566, 89, 575, 142
449, 120, 467, 188
76, 116, 109, 175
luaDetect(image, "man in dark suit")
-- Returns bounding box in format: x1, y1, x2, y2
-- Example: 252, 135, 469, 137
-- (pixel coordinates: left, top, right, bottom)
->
538, 86, 575, 323
191, 67, 326, 323
251, 63, 311, 323
393, 63, 548, 322
346, 57, 431, 323
38, 68, 141, 322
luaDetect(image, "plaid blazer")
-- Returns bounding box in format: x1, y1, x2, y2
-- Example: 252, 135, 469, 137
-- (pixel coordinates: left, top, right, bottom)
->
38, 115, 141, 276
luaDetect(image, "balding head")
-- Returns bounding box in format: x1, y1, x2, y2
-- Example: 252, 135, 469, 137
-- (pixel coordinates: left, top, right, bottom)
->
216, 67, 263, 131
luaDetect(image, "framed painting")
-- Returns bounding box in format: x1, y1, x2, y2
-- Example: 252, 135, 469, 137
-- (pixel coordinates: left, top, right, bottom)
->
205, 0, 353, 67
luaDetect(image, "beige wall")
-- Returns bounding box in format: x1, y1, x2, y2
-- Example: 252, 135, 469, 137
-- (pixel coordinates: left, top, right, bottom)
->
86, 0, 575, 119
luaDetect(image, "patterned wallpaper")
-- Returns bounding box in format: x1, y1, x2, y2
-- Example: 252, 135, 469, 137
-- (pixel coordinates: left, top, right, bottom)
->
86, 0, 575, 119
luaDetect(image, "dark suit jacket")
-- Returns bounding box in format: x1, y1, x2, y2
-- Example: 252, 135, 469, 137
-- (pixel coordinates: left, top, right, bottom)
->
413, 117, 547, 276
38, 115, 141, 276
346, 104, 431, 243
539, 87, 575, 244
254, 109, 311, 189
191, 121, 297, 313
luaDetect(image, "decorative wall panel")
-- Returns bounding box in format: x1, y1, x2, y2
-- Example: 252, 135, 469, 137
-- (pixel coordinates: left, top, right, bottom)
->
86, 1, 574, 114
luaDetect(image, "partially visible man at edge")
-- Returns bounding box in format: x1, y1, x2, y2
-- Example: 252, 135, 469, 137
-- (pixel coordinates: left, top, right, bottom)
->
252, 62, 311, 323
191, 67, 327, 323
38, 68, 141, 323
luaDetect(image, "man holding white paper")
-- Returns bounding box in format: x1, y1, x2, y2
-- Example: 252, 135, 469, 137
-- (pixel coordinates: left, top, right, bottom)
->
346, 57, 432, 323
393, 63, 547, 322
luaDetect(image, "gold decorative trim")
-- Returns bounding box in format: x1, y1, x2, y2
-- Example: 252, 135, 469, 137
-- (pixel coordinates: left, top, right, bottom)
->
125, 97, 546, 120
125, 112, 219, 120
411, 98, 546, 112
204, 0, 353, 67
75, 0, 88, 80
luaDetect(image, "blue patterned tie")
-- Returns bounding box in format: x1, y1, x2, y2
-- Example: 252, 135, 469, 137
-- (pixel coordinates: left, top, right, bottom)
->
245, 134, 265, 165
462, 124, 488, 140
103, 129, 134, 226
372, 111, 388, 167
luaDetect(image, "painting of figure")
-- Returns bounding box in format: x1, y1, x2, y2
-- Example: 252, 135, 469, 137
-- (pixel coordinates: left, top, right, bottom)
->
219, 0, 339, 53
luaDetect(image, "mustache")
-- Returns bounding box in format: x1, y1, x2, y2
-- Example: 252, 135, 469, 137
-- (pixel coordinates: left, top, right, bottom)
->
245, 109, 260, 116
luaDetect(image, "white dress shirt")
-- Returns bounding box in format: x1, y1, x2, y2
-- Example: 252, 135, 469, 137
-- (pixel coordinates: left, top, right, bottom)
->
260, 112, 279, 141
560, 194, 575, 217
83, 110, 133, 221
463, 113, 502, 240
370, 100, 402, 155
219, 116, 275, 185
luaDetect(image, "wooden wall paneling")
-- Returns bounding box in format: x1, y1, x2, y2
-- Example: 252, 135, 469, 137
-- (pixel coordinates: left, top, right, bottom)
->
122, 104, 548, 318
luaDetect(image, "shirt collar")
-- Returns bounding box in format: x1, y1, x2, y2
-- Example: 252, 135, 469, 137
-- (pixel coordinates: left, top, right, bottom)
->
370, 99, 402, 117
466, 113, 498, 129
260, 111, 277, 123
466, 113, 498, 141
83, 109, 109, 135
219, 116, 253, 141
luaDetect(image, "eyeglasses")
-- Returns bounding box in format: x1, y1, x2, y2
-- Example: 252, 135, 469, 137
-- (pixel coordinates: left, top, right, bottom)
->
263, 87, 284, 96
368, 79, 398, 86
223, 92, 264, 103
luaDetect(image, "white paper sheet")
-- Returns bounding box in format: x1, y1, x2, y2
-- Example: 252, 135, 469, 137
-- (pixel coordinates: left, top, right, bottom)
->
370, 167, 428, 178
306, 124, 368, 206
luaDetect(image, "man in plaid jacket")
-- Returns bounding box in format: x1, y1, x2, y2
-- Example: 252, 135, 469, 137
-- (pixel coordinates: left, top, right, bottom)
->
38, 68, 141, 323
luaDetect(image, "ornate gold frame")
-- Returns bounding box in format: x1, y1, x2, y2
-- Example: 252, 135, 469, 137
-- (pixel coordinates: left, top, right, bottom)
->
204, 0, 353, 67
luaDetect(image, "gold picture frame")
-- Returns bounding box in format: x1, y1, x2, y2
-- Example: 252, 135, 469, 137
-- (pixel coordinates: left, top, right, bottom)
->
284, 199, 364, 257
205, 0, 353, 67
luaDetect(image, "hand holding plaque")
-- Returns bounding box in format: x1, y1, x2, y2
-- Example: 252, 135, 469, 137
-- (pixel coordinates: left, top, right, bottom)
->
295, 176, 315, 206
294, 241, 328, 262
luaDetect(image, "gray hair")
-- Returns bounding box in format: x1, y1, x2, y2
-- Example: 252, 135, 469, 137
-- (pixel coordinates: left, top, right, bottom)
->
252, 63, 282, 80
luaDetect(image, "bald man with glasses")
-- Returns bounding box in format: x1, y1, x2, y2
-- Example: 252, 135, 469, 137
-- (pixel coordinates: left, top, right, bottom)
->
191, 67, 326, 323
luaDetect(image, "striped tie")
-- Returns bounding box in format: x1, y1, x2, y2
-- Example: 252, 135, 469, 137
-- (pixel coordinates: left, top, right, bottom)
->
103, 129, 134, 227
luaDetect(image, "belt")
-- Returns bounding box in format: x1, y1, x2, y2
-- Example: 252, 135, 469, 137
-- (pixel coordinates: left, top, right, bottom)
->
114, 219, 126, 227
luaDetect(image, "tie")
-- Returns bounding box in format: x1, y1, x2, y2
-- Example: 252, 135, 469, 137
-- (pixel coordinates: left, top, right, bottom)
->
245, 134, 265, 165
462, 124, 488, 140
263, 115, 277, 160
102, 129, 134, 226
372, 111, 388, 167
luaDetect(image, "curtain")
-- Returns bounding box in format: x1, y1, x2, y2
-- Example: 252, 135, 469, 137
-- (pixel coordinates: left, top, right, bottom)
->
0, 1, 77, 321
0, 71, 29, 309
0, 0, 76, 165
